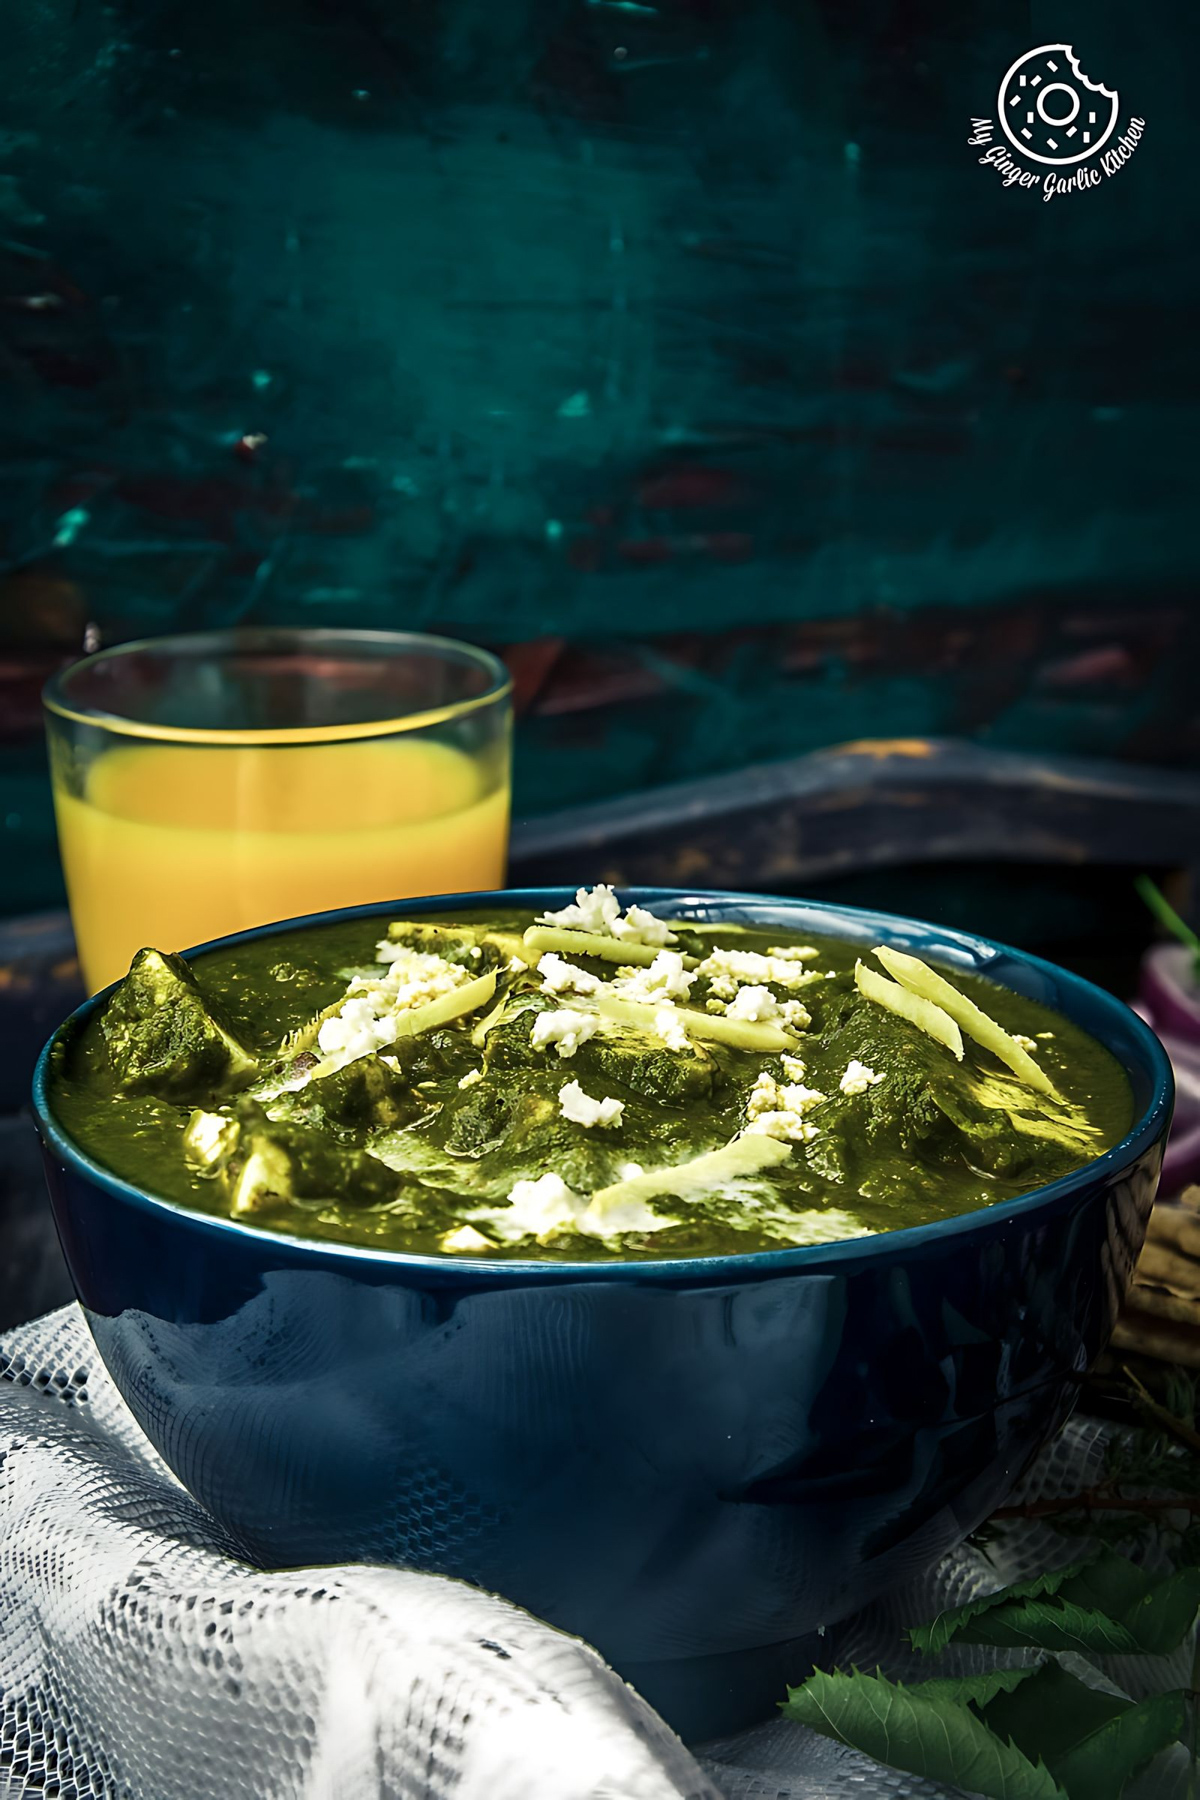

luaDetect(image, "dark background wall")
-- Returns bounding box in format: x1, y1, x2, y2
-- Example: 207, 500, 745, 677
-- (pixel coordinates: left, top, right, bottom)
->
1, 0, 1197, 918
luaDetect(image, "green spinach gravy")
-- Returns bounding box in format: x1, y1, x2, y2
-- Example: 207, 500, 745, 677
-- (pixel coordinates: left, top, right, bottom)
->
47, 892, 1133, 1262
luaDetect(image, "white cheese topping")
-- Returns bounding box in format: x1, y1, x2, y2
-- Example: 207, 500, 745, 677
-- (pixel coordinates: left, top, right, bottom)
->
745, 1111, 821, 1144
457, 1068, 484, 1090
475, 1169, 676, 1243
441, 1224, 493, 1253
1012, 1034, 1038, 1052
782, 1082, 827, 1112
612, 949, 696, 1004
317, 994, 400, 1062
744, 1116, 820, 1144
654, 1005, 691, 1052
584, 1194, 677, 1236
697, 946, 823, 1000
229, 1142, 293, 1215
726, 984, 779, 1023
538, 884, 622, 934
744, 1071, 827, 1143
182, 1110, 235, 1169
747, 1073, 786, 1119
714, 990, 811, 1030
781, 1054, 808, 1082
317, 945, 471, 1065
496, 1173, 583, 1239
371, 943, 472, 1001
537, 952, 602, 996
374, 937, 417, 964
839, 1059, 883, 1096
374, 946, 470, 1001
613, 903, 677, 947
530, 1008, 600, 1058
772, 1207, 874, 1245
536, 884, 677, 946
558, 1080, 625, 1129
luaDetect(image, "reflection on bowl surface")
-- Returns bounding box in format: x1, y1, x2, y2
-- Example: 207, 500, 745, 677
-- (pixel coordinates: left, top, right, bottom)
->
34, 889, 1171, 1735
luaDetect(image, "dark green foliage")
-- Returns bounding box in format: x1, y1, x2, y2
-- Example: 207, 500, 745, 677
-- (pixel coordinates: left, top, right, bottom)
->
982, 1664, 1187, 1800
787, 1656, 1188, 1800
785, 1540, 1200, 1800
101, 947, 258, 1101
1012, 1364, 1200, 1559
910, 1550, 1200, 1658
910, 1560, 1098, 1657
1135, 877, 1200, 982
912, 1669, 1042, 1709
1107, 1567, 1200, 1657
784, 1666, 1064, 1800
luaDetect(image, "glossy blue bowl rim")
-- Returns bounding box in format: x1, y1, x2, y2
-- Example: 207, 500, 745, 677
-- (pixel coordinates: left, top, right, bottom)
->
32, 886, 1175, 1283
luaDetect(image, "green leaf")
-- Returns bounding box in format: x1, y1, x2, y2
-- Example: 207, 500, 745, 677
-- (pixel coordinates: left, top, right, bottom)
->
1055, 1553, 1151, 1621
929, 1560, 1200, 1658
1052, 1692, 1187, 1800
911, 1666, 1042, 1709
782, 1667, 1066, 1800
951, 1598, 1140, 1657
1117, 1567, 1200, 1655
980, 1662, 1187, 1800
910, 1559, 1099, 1656
1135, 875, 1200, 980
906, 1553, 1198, 1659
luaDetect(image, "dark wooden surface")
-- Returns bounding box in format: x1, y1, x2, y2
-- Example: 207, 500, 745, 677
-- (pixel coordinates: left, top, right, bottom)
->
1, 0, 1198, 915
510, 737, 1200, 892
4, 737, 1198, 1335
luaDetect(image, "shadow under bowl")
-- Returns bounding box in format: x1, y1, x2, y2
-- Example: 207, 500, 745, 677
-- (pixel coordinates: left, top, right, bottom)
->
32, 889, 1172, 1738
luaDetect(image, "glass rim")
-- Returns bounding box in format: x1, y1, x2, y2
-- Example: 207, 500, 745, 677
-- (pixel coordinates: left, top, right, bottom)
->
42, 627, 513, 746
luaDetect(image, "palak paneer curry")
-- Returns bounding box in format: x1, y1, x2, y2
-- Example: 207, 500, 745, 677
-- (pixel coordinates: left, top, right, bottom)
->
46, 888, 1133, 1261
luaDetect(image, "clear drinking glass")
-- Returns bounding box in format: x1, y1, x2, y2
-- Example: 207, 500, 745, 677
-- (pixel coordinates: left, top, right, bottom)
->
44, 629, 512, 994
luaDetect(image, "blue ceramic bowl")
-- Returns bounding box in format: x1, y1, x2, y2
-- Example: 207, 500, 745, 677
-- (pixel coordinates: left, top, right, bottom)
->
34, 889, 1172, 1735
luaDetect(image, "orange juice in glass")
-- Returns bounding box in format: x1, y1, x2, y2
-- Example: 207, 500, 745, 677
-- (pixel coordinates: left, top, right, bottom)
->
44, 630, 512, 994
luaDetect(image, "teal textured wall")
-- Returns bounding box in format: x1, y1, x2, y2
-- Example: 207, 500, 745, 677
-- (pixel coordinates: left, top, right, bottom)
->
1, 0, 1197, 913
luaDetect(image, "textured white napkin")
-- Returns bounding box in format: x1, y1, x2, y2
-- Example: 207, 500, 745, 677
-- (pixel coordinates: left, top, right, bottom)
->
0, 1307, 1187, 1800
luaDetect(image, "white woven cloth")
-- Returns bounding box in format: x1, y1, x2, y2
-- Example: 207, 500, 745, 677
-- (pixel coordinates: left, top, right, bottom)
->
0, 1308, 1188, 1800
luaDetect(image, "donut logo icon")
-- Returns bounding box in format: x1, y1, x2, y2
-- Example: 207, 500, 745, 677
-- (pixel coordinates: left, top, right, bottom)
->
998, 44, 1119, 166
